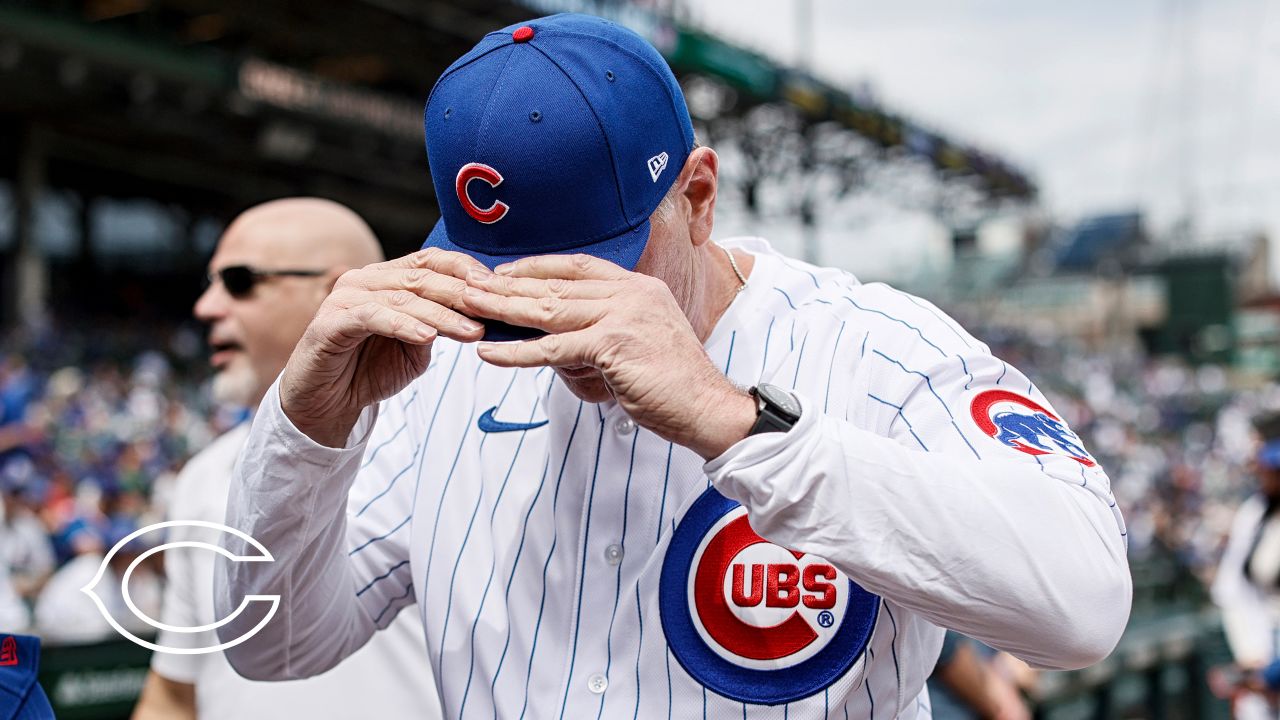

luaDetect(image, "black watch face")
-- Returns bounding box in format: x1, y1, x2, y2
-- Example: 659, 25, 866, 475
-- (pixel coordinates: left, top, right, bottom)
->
758, 384, 801, 419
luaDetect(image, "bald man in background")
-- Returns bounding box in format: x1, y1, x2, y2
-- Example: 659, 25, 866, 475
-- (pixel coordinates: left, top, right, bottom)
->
133, 198, 441, 719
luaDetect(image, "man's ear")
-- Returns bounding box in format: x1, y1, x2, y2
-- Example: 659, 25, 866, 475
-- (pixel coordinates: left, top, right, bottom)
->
679, 147, 718, 248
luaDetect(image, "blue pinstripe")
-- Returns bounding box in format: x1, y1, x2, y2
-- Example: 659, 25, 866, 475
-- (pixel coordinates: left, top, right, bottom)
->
349, 515, 409, 556
436, 371, 522, 708
555, 409, 608, 718
484, 454, 552, 715
870, 350, 981, 459
458, 370, 550, 717
356, 444, 423, 517
725, 330, 737, 375
514, 399, 586, 720
774, 287, 797, 310
824, 321, 847, 413
597, 430, 641, 720
632, 585, 643, 720
885, 286, 975, 350
842, 297, 947, 358
359, 388, 419, 469
418, 362, 487, 638
371, 580, 414, 626
884, 602, 901, 714
405, 345, 464, 521
654, 442, 674, 545
867, 394, 928, 451
665, 649, 673, 720
761, 316, 776, 379
792, 331, 809, 388
362, 421, 408, 470
362, 348, 462, 523
781, 258, 821, 289
356, 559, 410, 597
865, 647, 875, 719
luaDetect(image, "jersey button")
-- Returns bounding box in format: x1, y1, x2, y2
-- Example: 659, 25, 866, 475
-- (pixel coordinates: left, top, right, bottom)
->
587, 673, 608, 694
615, 417, 635, 434
603, 543, 624, 566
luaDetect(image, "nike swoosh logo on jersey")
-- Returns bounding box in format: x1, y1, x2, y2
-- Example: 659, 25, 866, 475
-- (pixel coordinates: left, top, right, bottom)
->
476, 407, 549, 433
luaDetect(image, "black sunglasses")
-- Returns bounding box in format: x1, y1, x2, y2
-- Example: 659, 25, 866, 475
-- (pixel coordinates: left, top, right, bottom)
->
208, 265, 327, 299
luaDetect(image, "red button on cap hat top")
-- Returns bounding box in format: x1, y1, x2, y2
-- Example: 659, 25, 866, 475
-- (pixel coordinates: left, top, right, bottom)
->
513, 26, 534, 42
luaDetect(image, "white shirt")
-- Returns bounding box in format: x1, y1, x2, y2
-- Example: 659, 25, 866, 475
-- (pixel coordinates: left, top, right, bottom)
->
1212, 494, 1280, 667
217, 238, 1131, 719
34, 553, 116, 643
0, 555, 28, 633
151, 422, 441, 719
2, 511, 55, 587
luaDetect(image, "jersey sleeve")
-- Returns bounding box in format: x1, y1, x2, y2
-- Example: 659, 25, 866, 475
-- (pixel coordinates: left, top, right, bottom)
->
706, 338, 1132, 671
342, 388, 427, 633
215, 377, 420, 681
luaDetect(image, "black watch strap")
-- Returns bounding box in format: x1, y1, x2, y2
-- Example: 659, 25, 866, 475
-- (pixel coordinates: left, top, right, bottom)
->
748, 384, 802, 436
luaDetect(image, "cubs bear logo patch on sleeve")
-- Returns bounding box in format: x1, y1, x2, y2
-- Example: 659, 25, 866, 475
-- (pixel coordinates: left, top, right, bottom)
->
970, 389, 1096, 466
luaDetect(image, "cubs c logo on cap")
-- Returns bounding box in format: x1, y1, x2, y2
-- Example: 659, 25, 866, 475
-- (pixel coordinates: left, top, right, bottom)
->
970, 389, 1096, 467
455, 162, 510, 224
660, 488, 879, 704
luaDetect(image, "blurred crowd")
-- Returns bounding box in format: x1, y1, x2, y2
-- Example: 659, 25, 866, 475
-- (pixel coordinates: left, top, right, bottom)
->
0, 319, 242, 642
982, 326, 1271, 601
0, 317, 1271, 643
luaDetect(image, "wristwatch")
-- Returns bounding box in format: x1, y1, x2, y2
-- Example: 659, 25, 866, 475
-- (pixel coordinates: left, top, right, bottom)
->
747, 384, 802, 436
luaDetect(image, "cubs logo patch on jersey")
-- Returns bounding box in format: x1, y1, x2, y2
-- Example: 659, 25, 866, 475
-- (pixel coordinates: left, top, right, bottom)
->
970, 389, 1095, 466
659, 488, 880, 705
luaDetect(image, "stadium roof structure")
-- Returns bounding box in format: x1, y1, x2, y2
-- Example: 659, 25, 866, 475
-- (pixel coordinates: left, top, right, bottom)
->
0, 1, 1033, 255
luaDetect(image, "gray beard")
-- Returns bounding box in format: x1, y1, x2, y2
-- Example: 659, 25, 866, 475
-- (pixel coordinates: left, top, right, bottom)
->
211, 367, 258, 408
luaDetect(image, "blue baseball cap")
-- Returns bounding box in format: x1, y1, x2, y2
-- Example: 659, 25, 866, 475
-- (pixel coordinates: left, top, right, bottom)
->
1259, 439, 1280, 469
420, 13, 696, 272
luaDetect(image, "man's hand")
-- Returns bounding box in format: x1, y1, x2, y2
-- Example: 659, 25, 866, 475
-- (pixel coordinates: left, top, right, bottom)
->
464, 254, 755, 459
281, 248, 488, 447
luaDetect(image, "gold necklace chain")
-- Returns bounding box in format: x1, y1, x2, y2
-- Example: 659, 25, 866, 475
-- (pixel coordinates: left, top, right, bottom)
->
722, 244, 747, 293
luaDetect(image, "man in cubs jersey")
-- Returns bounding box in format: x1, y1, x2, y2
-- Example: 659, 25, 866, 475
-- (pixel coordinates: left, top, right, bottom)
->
215, 13, 1132, 718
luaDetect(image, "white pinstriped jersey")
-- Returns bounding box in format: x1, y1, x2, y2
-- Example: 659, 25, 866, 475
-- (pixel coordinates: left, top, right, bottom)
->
221, 237, 1131, 719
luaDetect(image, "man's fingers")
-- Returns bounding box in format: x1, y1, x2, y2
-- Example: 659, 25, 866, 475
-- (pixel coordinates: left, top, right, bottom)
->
336, 267, 471, 310
475, 331, 591, 368
318, 302, 438, 349
494, 253, 632, 281
462, 287, 605, 332
350, 245, 486, 279
465, 271, 616, 301
372, 290, 485, 341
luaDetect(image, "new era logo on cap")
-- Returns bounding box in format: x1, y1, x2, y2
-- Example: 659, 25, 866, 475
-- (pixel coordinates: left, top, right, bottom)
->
648, 152, 669, 182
